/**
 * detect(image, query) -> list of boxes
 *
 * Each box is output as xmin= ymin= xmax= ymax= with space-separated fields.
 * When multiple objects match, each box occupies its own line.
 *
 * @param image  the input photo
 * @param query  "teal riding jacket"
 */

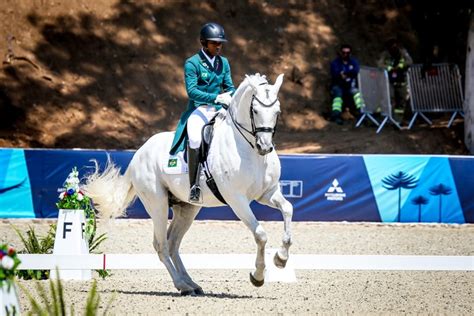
xmin=169 ymin=50 xmax=235 ymax=155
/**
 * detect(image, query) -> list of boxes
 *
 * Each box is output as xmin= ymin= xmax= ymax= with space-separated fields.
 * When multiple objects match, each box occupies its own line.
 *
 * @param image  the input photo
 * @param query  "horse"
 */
xmin=84 ymin=73 xmax=293 ymax=295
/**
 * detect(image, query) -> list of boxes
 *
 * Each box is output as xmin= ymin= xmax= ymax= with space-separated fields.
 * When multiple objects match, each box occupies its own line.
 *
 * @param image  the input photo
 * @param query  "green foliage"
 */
xmin=0 ymin=244 xmax=21 ymax=289
xmin=19 ymin=269 xmax=115 ymax=316
xmin=13 ymin=225 xmax=56 ymax=280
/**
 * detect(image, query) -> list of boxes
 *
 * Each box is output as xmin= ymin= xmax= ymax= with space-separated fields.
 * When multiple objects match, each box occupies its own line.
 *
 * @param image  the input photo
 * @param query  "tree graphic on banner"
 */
xmin=411 ymin=195 xmax=429 ymax=222
xmin=429 ymin=183 xmax=452 ymax=222
xmin=382 ymin=171 xmax=418 ymax=222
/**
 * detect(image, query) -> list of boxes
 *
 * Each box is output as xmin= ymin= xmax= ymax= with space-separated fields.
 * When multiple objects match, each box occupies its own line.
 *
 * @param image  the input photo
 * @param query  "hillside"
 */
xmin=0 ymin=0 xmax=471 ymax=154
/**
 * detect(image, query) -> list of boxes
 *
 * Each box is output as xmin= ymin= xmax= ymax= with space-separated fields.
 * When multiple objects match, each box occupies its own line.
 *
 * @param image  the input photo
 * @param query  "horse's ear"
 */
xmin=273 ymin=73 xmax=284 ymax=93
xmin=245 ymin=74 xmax=258 ymax=91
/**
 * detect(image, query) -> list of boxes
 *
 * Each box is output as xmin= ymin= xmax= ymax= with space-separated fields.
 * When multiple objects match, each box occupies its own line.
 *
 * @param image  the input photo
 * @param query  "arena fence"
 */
xmin=407 ymin=63 xmax=465 ymax=129
xmin=357 ymin=66 xmax=401 ymax=133
xmin=17 ymin=254 xmax=474 ymax=271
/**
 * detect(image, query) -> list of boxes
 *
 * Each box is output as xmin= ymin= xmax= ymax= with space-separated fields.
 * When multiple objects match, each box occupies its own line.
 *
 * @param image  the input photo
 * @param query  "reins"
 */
xmin=228 ymin=91 xmax=279 ymax=150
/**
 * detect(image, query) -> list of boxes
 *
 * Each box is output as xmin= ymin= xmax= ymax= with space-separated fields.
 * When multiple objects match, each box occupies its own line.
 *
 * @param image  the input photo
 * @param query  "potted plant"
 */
xmin=1 ymin=244 xmax=21 ymax=314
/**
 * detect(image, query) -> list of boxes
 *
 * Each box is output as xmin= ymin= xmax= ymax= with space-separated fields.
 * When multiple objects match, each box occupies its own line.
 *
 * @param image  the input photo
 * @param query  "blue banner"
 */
xmin=0 ymin=148 xmax=472 ymax=223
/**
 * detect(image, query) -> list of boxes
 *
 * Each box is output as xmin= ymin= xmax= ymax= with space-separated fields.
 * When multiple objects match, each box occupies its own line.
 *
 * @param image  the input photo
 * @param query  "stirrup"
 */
xmin=189 ymin=185 xmax=202 ymax=204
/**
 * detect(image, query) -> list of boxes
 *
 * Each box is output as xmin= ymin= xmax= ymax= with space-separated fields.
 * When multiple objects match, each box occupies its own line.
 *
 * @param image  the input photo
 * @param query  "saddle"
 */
xmin=196 ymin=112 xmax=227 ymax=205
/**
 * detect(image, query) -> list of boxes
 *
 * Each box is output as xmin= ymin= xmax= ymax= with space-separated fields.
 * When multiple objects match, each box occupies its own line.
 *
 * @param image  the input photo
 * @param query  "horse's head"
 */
xmin=234 ymin=73 xmax=284 ymax=155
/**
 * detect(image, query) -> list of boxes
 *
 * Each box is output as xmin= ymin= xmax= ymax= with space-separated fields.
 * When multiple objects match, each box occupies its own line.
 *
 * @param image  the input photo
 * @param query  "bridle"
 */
xmin=229 ymin=84 xmax=279 ymax=149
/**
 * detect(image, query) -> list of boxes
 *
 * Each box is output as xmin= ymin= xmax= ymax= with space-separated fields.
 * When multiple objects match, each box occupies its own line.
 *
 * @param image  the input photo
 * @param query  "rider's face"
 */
xmin=205 ymin=41 xmax=223 ymax=57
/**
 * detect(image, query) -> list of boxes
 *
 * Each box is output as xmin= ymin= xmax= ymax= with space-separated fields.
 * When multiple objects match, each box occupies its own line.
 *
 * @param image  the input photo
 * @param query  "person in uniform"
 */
xmin=329 ymin=44 xmax=365 ymax=124
xmin=169 ymin=22 xmax=235 ymax=203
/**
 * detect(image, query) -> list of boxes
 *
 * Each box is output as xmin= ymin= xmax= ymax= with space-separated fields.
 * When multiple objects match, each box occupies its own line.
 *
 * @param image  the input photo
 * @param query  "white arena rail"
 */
xmin=18 ymin=254 xmax=474 ymax=271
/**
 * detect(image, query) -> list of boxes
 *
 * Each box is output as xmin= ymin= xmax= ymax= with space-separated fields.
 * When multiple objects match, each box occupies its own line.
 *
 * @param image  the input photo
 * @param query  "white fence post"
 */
xmin=50 ymin=209 xmax=91 ymax=280
xmin=0 ymin=282 xmax=20 ymax=316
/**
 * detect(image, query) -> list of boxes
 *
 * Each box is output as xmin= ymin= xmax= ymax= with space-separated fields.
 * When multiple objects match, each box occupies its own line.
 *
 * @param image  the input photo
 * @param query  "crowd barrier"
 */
xmin=0 ymin=148 xmax=473 ymax=223
xmin=357 ymin=66 xmax=401 ymax=133
xmin=407 ymin=63 xmax=465 ymax=129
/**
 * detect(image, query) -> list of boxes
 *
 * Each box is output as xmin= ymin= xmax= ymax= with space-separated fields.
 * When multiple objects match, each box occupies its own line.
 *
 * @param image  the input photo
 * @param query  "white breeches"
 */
xmin=187 ymin=105 xmax=217 ymax=149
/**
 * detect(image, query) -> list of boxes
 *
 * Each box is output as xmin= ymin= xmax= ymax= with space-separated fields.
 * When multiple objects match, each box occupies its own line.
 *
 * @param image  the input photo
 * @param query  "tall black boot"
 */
xmin=187 ymin=146 xmax=202 ymax=203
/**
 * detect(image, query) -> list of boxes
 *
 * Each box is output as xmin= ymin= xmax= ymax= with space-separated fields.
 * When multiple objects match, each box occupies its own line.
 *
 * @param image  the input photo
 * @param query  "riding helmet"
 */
xmin=200 ymin=22 xmax=227 ymax=42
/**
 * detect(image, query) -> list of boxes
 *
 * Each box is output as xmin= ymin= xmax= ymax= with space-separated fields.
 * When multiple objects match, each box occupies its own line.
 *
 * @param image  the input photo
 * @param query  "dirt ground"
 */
xmin=0 ymin=1 xmax=471 ymax=154
xmin=1 ymin=219 xmax=473 ymax=314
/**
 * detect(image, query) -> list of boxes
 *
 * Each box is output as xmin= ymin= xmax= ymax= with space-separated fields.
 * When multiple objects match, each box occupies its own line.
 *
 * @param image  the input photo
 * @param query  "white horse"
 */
xmin=84 ymin=73 xmax=293 ymax=295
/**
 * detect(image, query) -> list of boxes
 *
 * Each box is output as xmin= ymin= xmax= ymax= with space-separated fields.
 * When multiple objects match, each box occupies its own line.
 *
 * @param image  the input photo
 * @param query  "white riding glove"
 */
xmin=214 ymin=91 xmax=232 ymax=106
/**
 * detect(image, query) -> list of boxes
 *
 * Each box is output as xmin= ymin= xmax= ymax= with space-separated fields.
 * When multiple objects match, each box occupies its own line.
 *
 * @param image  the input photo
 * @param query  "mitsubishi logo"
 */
xmin=327 ymin=179 xmax=343 ymax=193
xmin=325 ymin=179 xmax=346 ymax=201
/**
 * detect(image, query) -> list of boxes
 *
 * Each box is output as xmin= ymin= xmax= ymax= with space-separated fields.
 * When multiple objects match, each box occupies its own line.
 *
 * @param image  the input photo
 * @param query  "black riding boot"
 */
xmin=187 ymin=146 xmax=202 ymax=203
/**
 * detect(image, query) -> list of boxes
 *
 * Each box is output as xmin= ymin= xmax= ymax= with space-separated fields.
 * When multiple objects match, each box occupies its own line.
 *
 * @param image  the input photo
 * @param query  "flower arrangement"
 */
xmin=56 ymin=167 xmax=92 ymax=212
xmin=0 ymin=244 xmax=21 ymax=288
xmin=56 ymin=167 xmax=96 ymax=240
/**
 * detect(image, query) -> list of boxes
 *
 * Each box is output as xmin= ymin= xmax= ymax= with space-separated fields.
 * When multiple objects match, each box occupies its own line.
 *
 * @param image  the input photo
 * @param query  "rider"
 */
xmin=169 ymin=22 xmax=235 ymax=203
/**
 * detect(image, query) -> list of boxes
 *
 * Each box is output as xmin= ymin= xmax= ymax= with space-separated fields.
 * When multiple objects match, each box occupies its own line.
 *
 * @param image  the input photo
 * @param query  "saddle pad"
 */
xmin=164 ymin=152 xmax=188 ymax=174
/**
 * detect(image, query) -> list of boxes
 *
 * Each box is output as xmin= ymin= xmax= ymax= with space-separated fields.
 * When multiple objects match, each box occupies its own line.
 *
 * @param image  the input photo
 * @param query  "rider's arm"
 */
xmin=184 ymin=61 xmax=218 ymax=106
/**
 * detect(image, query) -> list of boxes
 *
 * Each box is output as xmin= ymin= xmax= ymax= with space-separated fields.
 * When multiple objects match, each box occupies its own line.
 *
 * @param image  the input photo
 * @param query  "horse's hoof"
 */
xmin=180 ymin=289 xmax=194 ymax=296
xmin=193 ymin=287 xmax=205 ymax=296
xmin=274 ymin=252 xmax=288 ymax=268
xmin=249 ymin=272 xmax=264 ymax=287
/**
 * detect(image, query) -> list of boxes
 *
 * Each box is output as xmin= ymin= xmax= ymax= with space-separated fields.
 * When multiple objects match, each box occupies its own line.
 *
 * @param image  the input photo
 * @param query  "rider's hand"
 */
xmin=214 ymin=91 xmax=232 ymax=106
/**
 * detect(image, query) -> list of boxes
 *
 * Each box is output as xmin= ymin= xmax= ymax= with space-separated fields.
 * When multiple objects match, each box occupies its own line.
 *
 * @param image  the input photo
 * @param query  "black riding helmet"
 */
xmin=200 ymin=22 xmax=227 ymax=44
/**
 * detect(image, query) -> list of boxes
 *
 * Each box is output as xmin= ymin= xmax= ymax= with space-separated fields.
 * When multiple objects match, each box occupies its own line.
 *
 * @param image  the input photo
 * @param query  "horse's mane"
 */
xmin=230 ymin=73 xmax=268 ymax=108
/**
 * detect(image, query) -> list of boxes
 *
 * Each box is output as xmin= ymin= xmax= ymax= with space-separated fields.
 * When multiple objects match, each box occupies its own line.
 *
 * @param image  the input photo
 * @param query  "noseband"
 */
xmin=229 ymin=89 xmax=279 ymax=149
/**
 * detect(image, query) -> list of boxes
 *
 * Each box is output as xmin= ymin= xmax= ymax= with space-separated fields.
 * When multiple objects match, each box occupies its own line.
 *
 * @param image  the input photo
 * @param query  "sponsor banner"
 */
xmin=364 ymin=156 xmax=465 ymax=223
xmin=0 ymin=149 xmax=34 ymax=217
xmin=0 ymin=149 xmax=472 ymax=223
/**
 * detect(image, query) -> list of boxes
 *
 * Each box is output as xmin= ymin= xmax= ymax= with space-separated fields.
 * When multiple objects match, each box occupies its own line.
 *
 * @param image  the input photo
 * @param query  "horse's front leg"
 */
xmin=258 ymin=187 xmax=293 ymax=268
xmin=227 ymin=195 xmax=267 ymax=287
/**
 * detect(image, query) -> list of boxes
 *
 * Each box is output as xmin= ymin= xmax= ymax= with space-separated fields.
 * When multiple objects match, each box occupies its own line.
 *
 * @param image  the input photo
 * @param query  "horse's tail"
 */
xmin=83 ymin=159 xmax=136 ymax=220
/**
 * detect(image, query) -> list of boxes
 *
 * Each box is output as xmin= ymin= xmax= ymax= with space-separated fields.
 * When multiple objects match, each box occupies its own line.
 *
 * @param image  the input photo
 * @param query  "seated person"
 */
xmin=329 ymin=44 xmax=365 ymax=125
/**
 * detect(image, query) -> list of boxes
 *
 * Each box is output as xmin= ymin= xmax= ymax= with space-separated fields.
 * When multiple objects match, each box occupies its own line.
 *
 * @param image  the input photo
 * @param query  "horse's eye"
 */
xmin=253 ymin=109 xmax=258 ymax=114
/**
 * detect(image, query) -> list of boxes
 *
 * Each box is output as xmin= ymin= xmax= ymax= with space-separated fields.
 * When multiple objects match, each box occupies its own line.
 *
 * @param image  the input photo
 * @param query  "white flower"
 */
xmin=77 ymin=193 xmax=84 ymax=201
xmin=59 ymin=192 xmax=65 ymax=199
xmin=1 ymin=256 xmax=14 ymax=269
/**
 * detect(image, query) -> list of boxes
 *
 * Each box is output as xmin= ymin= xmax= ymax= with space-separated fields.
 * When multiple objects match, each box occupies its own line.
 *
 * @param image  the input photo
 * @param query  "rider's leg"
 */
xmin=186 ymin=106 xmax=216 ymax=203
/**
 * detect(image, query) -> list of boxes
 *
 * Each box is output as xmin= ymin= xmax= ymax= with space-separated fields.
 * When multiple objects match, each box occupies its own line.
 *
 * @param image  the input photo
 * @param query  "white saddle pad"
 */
xmin=164 ymin=152 xmax=188 ymax=174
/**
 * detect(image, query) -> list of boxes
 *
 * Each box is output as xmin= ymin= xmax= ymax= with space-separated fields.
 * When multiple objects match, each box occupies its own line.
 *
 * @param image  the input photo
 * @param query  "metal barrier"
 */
xmin=357 ymin=66 xmax=401 ymax=133
xmin=407 ymin=63 xmax=465 ymax=129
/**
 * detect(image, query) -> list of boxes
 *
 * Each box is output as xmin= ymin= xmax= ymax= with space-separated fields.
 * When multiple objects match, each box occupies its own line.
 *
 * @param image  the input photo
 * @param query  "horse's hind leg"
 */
xmin=138 ymin=191 xmax=195 ymax=294
xmin=167 ymin=203 xmax=202 ymax=294
xmin=258 ymin=187 xmax=293 ymax=268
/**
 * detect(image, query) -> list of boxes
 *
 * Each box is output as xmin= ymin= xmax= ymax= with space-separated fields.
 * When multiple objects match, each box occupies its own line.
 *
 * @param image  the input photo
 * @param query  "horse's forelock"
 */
xmin=249 ymin=73 xmax=268 ymax=86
